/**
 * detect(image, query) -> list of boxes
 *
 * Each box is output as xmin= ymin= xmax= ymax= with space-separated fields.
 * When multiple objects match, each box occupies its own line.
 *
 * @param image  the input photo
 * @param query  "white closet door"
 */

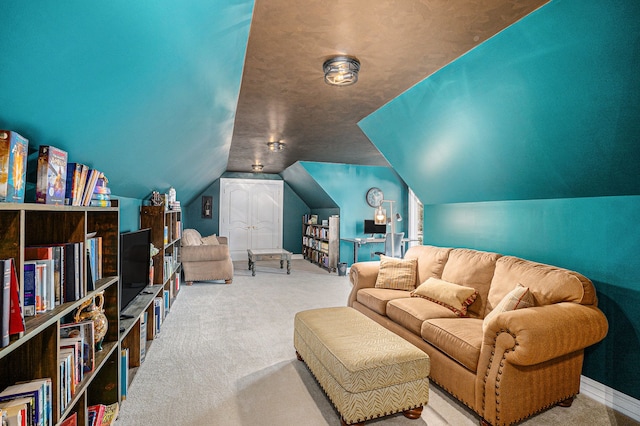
xmin=220 ymin=178 xmax=283 ymax=260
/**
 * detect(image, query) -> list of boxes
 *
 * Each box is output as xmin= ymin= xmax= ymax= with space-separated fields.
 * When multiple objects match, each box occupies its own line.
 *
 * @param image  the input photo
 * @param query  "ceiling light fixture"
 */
xmin=251 ymin=163 xmax=264 ymax=172
xmin=323 ymin=56 xmax=360 ymax=86
xmin=267 ymin=141 xmax=286 ymax=152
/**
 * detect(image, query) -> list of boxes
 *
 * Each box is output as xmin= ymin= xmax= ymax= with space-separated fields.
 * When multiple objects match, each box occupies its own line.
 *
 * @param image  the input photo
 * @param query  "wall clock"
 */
xmin=366 ymin=187 xmax=384 ymax=207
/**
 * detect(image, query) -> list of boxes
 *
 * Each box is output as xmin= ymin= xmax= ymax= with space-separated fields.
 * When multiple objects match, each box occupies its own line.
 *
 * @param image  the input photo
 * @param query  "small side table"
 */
xmin=247 ymin=248 xmax=292 ymax=276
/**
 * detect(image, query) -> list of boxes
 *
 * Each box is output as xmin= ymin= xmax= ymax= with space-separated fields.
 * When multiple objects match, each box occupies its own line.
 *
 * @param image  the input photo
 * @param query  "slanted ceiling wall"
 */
xmin=360 ymin=0 xmax=640 ymax=399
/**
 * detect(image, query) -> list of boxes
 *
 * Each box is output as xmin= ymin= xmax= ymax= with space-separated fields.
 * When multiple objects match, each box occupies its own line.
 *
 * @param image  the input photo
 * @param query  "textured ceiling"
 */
xmin=227 ymin=0 xmax=550 ymax=173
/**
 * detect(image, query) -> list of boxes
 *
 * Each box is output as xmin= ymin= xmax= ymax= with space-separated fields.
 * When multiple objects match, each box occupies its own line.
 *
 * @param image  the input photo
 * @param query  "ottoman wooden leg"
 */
xmin=296 ymin=351 xmax=304 ymax=362
xmin=403 ymin=406 xmax=423 ymax=419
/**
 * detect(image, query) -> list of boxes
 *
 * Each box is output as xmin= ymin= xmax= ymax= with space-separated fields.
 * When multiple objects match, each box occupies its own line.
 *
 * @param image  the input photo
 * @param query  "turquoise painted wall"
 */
xmin=183 ymin=173 xmax=309 ymax=253
xmin=300 ymin=162 xmax=408 ymax=265
xmin=359 ymin=0 xmax=640 ymax=398
xmin=117 ymin=196 xmax=144 ymax=233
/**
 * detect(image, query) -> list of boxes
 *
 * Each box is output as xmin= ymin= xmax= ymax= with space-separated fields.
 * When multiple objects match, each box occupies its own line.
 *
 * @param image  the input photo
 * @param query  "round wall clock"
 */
xmin=366 ymin=187 xmax=384 ymax=207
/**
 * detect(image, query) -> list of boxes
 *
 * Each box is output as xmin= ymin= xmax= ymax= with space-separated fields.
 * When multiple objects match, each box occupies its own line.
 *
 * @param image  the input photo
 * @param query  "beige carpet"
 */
xmin=115 ymin=259 xmax=637 ymax=426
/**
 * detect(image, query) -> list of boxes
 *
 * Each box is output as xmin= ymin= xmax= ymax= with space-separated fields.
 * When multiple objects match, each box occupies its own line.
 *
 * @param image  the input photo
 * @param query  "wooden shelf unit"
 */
xmin=0 ymin=202 xmax=120 ymax=426
xmin=302 ymin=215 xmax=339 ymax=272
xmin=139 ymin=205 xmax=182 ymax=303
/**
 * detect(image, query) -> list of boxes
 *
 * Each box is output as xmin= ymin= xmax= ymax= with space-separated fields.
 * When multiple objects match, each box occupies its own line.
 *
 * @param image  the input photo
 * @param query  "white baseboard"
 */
xmin=580 ymin=375 xmax=640 ymax=422
xmin=292 ymin=253 xmax=304 ymax=259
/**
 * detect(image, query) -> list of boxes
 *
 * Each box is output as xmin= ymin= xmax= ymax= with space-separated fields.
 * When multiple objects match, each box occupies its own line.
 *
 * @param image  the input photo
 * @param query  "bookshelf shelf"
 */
xmin=302 ymin=215 xmax=339 ymax=272
xmin=0 ymin=201 xmax=120 ymax=425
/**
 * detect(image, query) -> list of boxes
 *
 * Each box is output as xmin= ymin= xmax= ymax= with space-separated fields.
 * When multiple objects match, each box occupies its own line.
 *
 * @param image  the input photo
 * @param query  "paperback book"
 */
xmin=36 ymin=145 xmax=68 ymax=205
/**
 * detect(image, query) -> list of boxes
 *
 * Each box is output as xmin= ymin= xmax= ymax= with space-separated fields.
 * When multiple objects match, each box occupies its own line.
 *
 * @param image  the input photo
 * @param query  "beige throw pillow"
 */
xmin=374 ymin=255 xmax=418 ymax=291
xmin=483 ymin=284 xmax=535 ymax=331
xmin=201 ymin=234 xmax=219 ymax=245
xmin=411 ymin=277 xmax=478 ymax=317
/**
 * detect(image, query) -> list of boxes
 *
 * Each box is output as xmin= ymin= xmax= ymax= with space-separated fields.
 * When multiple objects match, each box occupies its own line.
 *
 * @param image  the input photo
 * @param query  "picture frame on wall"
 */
xmin=201 ymin=195 xmax=213 ymax=219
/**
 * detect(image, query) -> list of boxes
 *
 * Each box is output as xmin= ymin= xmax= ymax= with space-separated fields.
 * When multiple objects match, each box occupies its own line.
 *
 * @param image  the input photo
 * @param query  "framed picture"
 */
xmin=201 ymin=196 xmax=213 ymax=219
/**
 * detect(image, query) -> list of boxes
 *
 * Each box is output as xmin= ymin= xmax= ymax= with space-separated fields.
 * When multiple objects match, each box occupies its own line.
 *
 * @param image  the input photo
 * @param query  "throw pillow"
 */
xmin=483 ymin=284 xmax=535 ymax=331
xmin=182 ymin=229 xmax=203 ymax=246
xmin=374 ymin=255 xmax=418 ymax=291
xmin=411 ymin=277 xmax=478 ymax=317
xmin=201 ymin=235 xmax=219 ymax=245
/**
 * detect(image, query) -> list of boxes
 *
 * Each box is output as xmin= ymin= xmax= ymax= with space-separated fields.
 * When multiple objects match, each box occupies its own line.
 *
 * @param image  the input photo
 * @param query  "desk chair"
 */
xmin=374 ymin=232 xmax=405 ymax=258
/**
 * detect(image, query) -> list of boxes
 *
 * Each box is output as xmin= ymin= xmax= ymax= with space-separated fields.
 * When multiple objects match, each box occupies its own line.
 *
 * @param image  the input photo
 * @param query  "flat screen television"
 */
xmin=364 ymin=219 xmax=387 ymax=236
xmin=119 ymin=228 xmax=151 ymax=312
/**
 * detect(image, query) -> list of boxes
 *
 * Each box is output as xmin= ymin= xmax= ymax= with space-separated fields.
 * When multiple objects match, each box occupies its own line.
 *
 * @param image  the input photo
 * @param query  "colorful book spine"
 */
xmin=0 ymin=130 xmax=29 ymax=203
xmin=35 ymin=145 xmax=68 ymax=205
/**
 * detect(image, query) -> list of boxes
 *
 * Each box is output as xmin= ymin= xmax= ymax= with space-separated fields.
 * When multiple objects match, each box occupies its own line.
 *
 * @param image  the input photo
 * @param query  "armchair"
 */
xmin=181 ymin=229 xmax=233 ymax=284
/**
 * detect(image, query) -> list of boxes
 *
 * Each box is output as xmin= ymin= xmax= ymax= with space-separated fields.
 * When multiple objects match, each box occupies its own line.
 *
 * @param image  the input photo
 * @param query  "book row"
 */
xmin=0 ymin=375 xmax=118 ymax=426
xmin=304 ymin=225 xmax=330 ymax=240
xmin=0 ymin=130 xmax=112 ymax=206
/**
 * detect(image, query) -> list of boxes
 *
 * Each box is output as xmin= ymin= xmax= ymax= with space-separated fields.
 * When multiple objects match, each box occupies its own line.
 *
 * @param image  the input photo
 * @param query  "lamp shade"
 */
xmin=374 ymin=206 xmax=387 ymax=225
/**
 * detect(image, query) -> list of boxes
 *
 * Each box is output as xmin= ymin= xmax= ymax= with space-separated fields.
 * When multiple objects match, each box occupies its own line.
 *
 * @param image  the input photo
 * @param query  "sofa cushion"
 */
xmin=201 ymin=234 xmax=219 ymax=245
xmin=404 ymin=245 xmax=452 ymax=286
xmin=421 ymin=318 xmax=484 ymax=372
xmin=387 ymin=297 xmax=459 ymax=336
xmin=483 ymin=284 xmax=534 ymax=331
xmin=356 ymin=288 xmax=412 ymax=316
xmin=374 ymin=255 xmax=418 ymax=291
xmin=182 ymin=229 xmax=203 ymax=246
xmin=487 ymin=256 xmax=597 ymax=316
xmin=440 ymin=248 xmax=501 ymax=319
xmin=411 ymin=278 xmax=478 ymax=317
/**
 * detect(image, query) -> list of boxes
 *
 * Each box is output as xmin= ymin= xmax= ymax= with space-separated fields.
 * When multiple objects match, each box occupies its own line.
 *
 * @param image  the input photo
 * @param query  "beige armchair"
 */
xmin=181 ymin=229 xmax=233 ymax=284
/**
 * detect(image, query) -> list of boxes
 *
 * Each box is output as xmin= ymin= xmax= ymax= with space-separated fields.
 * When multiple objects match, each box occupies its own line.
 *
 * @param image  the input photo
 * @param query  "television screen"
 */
xmin=364 ymin=219 xmax=387 ymax=235
xmin=119 ymin=228 xmax=151 ymax=311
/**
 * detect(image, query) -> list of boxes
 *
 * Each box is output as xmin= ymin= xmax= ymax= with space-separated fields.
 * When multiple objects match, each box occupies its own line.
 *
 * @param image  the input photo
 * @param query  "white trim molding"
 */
xmin=580 ymin=375 xmax=640 ymax=422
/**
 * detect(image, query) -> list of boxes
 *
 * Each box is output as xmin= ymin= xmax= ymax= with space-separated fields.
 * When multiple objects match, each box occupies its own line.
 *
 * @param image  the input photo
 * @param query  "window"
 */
xmin=408 ymin=188 xmax=423 ymax=247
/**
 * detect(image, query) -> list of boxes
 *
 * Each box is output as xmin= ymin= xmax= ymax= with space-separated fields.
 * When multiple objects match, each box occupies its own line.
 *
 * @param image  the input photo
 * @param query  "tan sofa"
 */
xmin=348 ymin=245 xmax=608 ymax=426
xmin=181 ymin=229 xmax=233 ymax=284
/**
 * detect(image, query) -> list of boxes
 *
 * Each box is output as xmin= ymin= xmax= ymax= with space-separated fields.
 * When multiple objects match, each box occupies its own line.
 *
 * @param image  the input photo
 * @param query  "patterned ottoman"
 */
xmin=294 ymin=307 xmax=430 ymax=425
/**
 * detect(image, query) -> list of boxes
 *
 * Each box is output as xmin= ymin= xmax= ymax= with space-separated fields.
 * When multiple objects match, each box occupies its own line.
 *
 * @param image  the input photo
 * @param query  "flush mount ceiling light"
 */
xmin=323 ymin=56 xmax=360 ymax=86
xmin=251 ymin=163 xmax=264 ymax=172
xmin=267 ymin=141 xmax=286 ymax=152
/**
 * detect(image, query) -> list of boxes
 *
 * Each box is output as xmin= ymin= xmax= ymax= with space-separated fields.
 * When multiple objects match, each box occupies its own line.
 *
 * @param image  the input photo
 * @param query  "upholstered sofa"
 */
xmin=348 ymin=245 xmax=608 ymax=426
xmin=181 ymin=229 xmax=233 ymax=284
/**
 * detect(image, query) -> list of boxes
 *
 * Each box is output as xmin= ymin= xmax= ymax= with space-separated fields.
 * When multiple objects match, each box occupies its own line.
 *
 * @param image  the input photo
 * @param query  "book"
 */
xmin=0 ymin=397 xmax=31 ymax=426
xmin=65 ymin=163 xmax=85 ymax=206
xmin=74 ymin=164 xmax=89 ymax=206
xmin=100 ymin=402 xmax=118 ymax=426
xmin=60 ymin=337 xmax=83 ymax=384
xmin=6 ymin=259 xmax=25 ymax=336
xmin=120 ymin=348 xmax=129 ymax=400
xmin=0 ymin=377 xmax=52 ymax=426
xmin=139 ymin=312 xmax=147 ymax=364
xmin=25 ymin=246 xmax=62 ymax=307
xmin=0 ymin=130 xmax=29 ymax=203
xmin=153 ymin=297 xmax=163 ymax=338
xmin=87 ymin=404 xmax=105 ymax=426
xmin=1 ymin=260 xmax=10 ymax=347
xmin=60 ymin=321 xmax=95 ymax=375
xmin=22 ymin=262 xmax=37 ymax=317
xmin=88 ymin=199 xmax=111 ymax=207
xmin=81 ymin=169 xmax=102 ymax=206
xmin=35 ymin=145 xmax=67 ymax=205
xmin=60 ymin=412 xmax=77 ymax=426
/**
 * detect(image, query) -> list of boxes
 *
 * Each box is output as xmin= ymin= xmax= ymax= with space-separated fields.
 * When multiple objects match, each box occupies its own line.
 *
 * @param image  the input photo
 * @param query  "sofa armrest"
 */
xmin=181 ymin=244 xmax=230 ymax=262
xmin=347 ymin=261 xmax=380 ymax=306
xmin=483 ymin=303 xmax=608 ymax=366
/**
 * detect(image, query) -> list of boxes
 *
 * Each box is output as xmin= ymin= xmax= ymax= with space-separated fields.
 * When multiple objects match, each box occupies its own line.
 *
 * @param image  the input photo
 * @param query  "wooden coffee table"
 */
xmin=247 ymin=248 xmax=292 ymax=276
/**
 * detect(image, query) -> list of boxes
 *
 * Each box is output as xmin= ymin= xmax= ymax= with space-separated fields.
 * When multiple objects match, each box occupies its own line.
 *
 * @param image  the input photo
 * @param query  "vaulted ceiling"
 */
xmin=0 ymin=0 xmax=549 ymax=204
xmin=228 ymin=0 xmax=550 ymax=173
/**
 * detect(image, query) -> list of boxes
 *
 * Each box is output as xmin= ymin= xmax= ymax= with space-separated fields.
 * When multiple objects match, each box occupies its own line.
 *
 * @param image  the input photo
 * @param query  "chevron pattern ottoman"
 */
xmin=294 ymin=307 xmax=430 ymax=425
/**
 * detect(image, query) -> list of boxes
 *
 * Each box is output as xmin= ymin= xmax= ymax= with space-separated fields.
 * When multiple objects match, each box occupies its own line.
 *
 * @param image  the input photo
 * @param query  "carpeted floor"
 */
xmin=115 ymin=259 xmax=637 ymax=426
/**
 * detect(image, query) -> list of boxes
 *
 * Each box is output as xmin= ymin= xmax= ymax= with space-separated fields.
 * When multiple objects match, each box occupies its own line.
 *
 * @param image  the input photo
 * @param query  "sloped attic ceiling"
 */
xmin=1 ymin=0 xmax=548 ymax=205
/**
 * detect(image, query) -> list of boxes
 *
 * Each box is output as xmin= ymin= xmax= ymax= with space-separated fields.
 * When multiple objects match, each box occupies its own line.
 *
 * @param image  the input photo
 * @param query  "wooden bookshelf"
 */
xmin=302 ymin=215 xmax=339 ymax=272
xmin=0 ymin=202 xmax=120 ymax=425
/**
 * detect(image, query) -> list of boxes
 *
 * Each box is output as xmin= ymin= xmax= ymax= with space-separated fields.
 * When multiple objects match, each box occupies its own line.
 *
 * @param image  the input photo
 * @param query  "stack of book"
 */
xmin=0 ymin=378 xmax=52 ymax=426
xmin=65 ymin=164 xmax=111 ymax=207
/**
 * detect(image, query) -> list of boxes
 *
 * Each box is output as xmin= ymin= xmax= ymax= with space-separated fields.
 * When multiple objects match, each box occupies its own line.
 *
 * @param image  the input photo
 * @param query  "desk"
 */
xmin=341 ymin=238 xmax=414 ymax=264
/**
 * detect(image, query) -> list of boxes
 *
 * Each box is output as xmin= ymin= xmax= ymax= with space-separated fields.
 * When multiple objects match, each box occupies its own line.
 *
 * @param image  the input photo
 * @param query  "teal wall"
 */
xmin=117 ymin=196 xmax=145 ymax=233
xmin=300 ymin=162 xmax=408 ymax=265
xmin=359 ymin=0 xmax=640 ymax=398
